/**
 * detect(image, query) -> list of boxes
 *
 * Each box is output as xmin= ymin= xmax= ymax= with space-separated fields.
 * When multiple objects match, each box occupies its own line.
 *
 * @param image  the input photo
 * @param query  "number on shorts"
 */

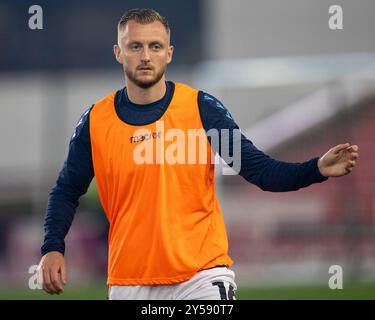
xmin=212 ymin=281 xmax=235 ymax=300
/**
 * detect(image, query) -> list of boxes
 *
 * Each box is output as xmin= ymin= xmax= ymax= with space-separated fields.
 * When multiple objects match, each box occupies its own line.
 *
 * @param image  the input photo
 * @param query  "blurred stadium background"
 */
xmin=1 ymin=0 xmax=375 ymax=299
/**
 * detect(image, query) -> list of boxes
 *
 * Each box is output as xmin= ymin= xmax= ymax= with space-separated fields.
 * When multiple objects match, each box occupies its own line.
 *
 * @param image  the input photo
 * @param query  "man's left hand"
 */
xmin=318 ymin=143 xmax=359 ymax=177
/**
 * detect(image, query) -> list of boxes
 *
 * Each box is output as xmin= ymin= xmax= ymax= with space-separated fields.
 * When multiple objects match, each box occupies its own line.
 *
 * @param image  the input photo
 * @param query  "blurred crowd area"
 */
xmin=1 ymin=0 xmax=375 ymax=295
xmin=0 ymin=0 xmax=203 ymax=70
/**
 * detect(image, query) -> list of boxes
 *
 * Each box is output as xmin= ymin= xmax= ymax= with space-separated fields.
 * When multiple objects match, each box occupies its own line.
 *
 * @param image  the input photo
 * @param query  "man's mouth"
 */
xmin=138 ymin=66 xmax=153 ymax=71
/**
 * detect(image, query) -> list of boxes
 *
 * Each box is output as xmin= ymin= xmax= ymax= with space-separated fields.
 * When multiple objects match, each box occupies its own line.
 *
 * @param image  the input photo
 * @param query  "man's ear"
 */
xmin=113 ymin=44 xmax=122 ymax=64
xmin=167 ymin=45 xmax=174 ymax=64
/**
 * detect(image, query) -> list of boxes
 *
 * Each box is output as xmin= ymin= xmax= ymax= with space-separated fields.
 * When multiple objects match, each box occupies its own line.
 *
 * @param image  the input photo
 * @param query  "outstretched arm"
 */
xmin=198 ymin=92 xmax=358 ymax=191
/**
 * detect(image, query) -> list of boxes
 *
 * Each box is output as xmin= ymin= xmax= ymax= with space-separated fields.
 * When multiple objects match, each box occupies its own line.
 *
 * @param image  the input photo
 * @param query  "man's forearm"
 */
xmin=239 ymin=142 xmax=328 ymax=192
xmin=41 ymin=187 xmax=79 ymax=255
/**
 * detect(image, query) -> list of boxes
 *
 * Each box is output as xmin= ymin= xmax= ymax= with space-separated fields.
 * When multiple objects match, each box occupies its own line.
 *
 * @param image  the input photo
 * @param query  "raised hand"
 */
xmin=318 ymin=143 xmax=359 ymax=177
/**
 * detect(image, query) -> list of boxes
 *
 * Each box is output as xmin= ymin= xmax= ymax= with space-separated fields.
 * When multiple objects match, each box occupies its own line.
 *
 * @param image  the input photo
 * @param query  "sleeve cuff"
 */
xmin=41 ymin=241 xmax=65 ymax=256
xmin=312 ymin=157 xmax=329 ymax=183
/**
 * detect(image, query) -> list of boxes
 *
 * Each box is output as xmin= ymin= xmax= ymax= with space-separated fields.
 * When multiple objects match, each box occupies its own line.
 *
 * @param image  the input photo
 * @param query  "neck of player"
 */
xmin=126 ymin=78 xmax=166 ymax=105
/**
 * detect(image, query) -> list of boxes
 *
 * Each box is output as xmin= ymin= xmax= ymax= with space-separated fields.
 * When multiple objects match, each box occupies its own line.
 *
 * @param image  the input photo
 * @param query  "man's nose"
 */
xmin=141 ymin=47 xmax=151 ymax=62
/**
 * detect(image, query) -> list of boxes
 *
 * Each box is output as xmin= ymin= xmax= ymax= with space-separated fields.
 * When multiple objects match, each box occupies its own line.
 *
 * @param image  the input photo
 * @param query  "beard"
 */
xmin=125 ymin=65 xmax=166 ymax=89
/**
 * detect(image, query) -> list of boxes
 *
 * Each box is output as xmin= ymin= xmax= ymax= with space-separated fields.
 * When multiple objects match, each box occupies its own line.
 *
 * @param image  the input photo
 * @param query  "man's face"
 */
xmin=114 ymin=20 xmax=173 ymax=89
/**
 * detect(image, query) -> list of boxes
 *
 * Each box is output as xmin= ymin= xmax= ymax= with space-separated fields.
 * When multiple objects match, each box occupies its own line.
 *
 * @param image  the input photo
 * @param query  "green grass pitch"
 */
xmin=1 ymin=282 xmax=374 ymax=300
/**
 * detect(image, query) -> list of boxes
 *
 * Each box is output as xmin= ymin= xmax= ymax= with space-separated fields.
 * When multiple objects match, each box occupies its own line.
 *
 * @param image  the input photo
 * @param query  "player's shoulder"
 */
xmin=197 ymin=91 xmax=234 ymax=121
xmin=71 ymin=105 xmax=93 ymax=141
xmin=173 ymin=81 xmax=201 ymax=99
xmin=199 ymin=90 xmax=220 ymax=104
xmin=173 ymin=82 xmax=228 ymax=107
xmin=71 ymin=88 xmax=115 ymax=140
xmin=92 ymin=90 xmax=118 ymax=109
xmin=198 ymin=90 xmax=227 ymax=111
xmin=88 ymin=89 xmax=122 ymax=119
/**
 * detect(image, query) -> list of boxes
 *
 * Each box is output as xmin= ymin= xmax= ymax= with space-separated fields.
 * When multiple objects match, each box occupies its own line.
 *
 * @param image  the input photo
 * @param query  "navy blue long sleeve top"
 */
xmin=41 ymin=81 xmax=328 ymax=256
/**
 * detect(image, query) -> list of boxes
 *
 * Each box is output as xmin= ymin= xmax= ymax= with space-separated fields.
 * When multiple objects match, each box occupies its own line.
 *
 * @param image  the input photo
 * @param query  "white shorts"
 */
xmin=108 ymin=266 xmax=237 ymax=300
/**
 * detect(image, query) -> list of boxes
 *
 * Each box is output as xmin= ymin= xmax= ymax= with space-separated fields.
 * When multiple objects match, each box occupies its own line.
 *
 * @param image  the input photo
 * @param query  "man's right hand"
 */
xmin=37 ymin=251 xmax=67 ymax=295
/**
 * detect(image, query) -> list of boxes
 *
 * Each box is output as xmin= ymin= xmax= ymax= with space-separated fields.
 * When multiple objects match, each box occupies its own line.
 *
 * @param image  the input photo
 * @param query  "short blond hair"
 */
xmin=118 ymin=8 xmax=170 ymax=34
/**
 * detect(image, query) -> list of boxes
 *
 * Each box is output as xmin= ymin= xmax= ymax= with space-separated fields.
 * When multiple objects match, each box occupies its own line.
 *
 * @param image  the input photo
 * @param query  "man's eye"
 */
xmin=131 ymin=44 xmax=141 ymax=50
xmin=152 ymin=44 xmax=161 ymax=50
